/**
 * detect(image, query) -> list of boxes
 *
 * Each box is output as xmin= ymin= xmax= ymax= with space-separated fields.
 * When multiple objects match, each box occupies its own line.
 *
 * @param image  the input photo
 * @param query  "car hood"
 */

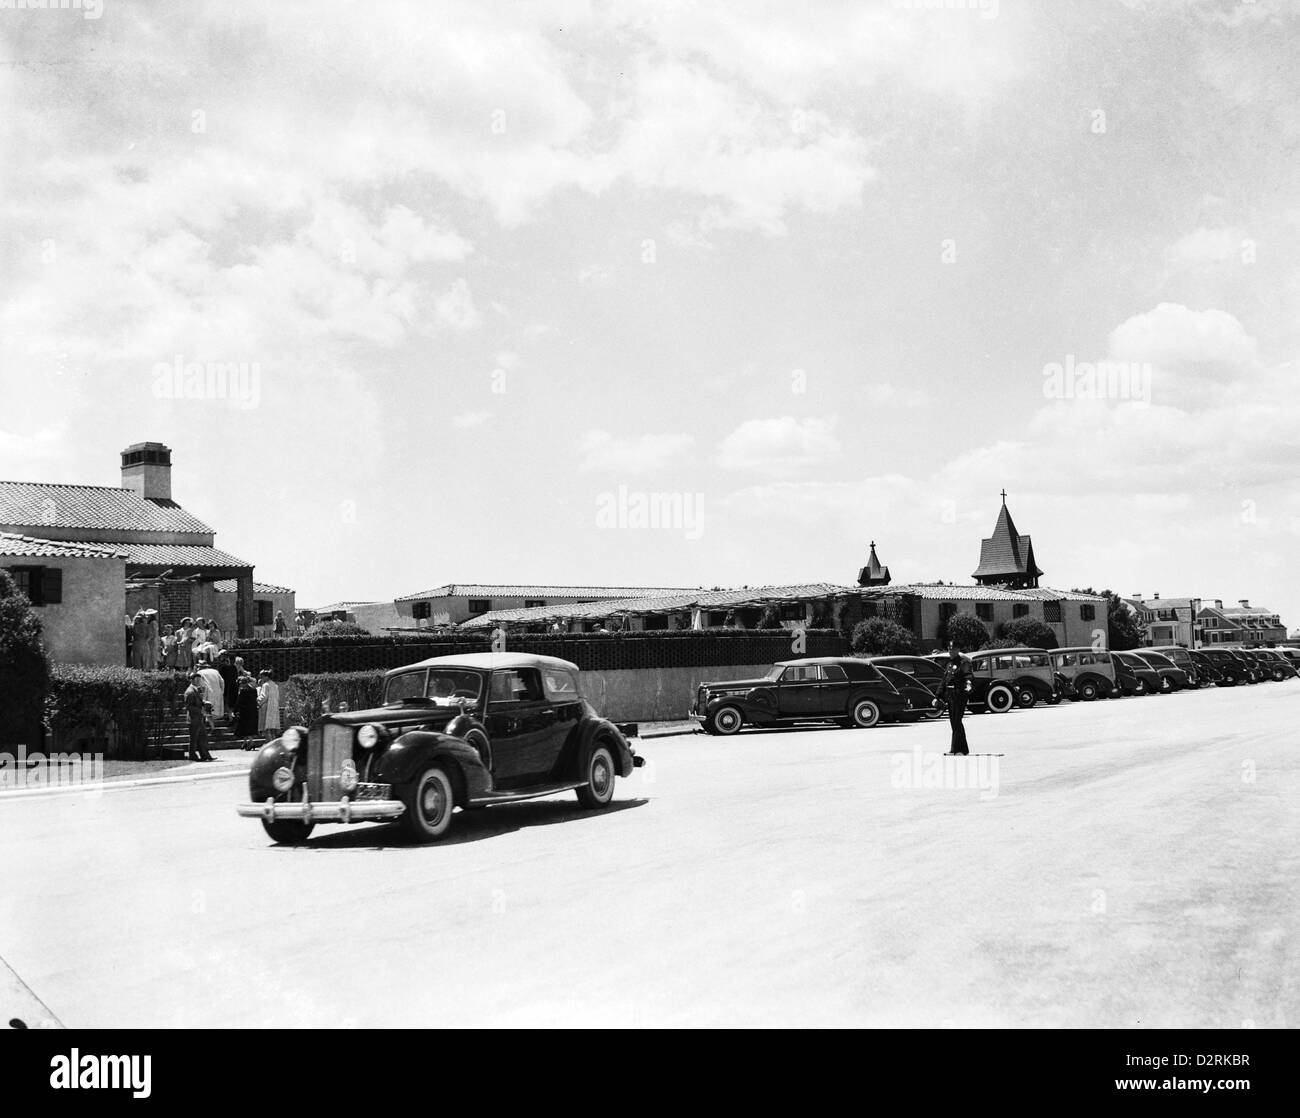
xmin=316 ymin=702 xmax=474 ymax=730
xmin=699 ymin=677 xmax=772 ymax=691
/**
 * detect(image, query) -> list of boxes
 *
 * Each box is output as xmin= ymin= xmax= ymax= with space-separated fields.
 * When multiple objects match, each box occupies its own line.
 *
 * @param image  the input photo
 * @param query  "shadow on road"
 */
xmin=270 ymin=796 xmax=650 ymax=852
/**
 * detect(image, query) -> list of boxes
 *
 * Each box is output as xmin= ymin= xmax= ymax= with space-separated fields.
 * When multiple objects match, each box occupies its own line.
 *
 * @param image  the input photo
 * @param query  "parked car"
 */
xmin=1112 ymin=650 xmax=1163 ymax=696
xmin=1132 ymin=650 xmax=1191 ymax=692
xmin=1224 ymin=648 xmax=1264 ymax=683
xmin=1185 ymin=649 xmax=1224 ymax=685
xmin=1147 ymin=645 xmax=1205 ymax=686
xmin=965 ymin=647 xmax=1061 ymax=711
xmin=693 ymin=657 xmax=909 ymax=734
xmin=1049 ymin=647 xmax=1119 ymax=701
xmin=1199 ymin=648 xmax=1248 ymax=686
xmin=867 ymin=655 xmax=948 ymax=695
xmin=236 ymin=653 xmax=643 ymax=844
xmin=1251 ymin=649 xmax=1297 ymax=681
xmin=874 ymin=665 xmax=942 ymax=720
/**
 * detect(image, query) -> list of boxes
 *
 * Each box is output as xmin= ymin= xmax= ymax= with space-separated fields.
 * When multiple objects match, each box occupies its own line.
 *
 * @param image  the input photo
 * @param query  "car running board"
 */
xmin=467 ymin=781 xmax=584 ymax=806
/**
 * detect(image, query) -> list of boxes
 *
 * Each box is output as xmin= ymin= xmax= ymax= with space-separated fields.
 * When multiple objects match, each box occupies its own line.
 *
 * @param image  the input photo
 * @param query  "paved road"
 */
xmin=3 ymin=683 xmax=1296 ymax=1027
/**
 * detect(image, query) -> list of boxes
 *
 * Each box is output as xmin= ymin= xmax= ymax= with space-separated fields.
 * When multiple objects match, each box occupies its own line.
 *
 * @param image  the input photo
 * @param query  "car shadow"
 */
xmin=276 ymin=796 xmax=649 ymax=851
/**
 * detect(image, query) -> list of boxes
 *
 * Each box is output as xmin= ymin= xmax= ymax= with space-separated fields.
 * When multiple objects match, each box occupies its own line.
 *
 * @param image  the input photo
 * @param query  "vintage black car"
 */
xmin=1111 ymin=650 xmax=1163 ymax=696
xmin=236 ymin=653 xmax=643 ymax=844
xmin=692 ymin=657 xmax=909 ymax=734
xmin=874 ymin=665 xmax=942 ymax=721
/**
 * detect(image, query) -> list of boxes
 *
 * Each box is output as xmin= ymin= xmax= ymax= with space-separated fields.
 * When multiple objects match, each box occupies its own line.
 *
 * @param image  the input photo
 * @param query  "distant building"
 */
xmin=972 ymin=491 xmax=1042 ymax=589
xmin=394 ymin=583 xmax=694 ymax=628
xmin=304 ymin=601 xmax=403 ymax=633
xmin=1197 ymin=600 xmax=1286 ymax=646
xmin=0 ymin=442 xmax=290 ymax=659
xmin=857 ymin=541 xmax=891 ymax=587
xmin=1124 ymin=594 xmax=1201 ymax=648
xmin=0 ymin=532 xmax=126 ymax=664
xmin=863 ymin=583 xmax=1107 ymax=651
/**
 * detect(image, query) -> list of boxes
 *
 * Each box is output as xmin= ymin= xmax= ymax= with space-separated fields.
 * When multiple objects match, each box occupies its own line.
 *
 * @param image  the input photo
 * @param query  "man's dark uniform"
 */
xmin=941 ymin=656 xmax=973 ymax=756
xmin=184 ymin=681 xmax=213 ymax=762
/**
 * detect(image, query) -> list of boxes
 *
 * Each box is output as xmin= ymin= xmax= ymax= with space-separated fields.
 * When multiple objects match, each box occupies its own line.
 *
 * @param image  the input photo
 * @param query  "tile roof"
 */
xmin=971 ymin=502 xmax=1042 ymax=580
xmin=1016 ymin=586 xmax=1108 ymax=602
xmin=120 ymin=543 xmax=252 ymax=569
xmin=458 ymin=583 xmax=857 ymax=627
xmin=397 ymin=583 xmax=697 ymax=603
xmin=214 ymin=580 xmax=295 ymax=595
xmin=869 ymin=583 xmax=1105 ymax=602
xmin=0 ymin=531 xmax=126 ymax=560
xmin=0 ymin=480 xmax=214 ymax=534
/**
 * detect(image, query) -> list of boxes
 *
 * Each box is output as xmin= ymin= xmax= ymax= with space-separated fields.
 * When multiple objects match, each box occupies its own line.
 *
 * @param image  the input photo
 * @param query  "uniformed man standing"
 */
xmin=937 ymin=644 xmax=973 ymax=756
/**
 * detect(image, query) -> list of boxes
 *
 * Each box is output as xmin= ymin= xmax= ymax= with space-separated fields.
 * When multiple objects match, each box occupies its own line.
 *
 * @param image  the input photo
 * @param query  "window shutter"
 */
xmin=41 ymin=566 xmax=63 ymax=605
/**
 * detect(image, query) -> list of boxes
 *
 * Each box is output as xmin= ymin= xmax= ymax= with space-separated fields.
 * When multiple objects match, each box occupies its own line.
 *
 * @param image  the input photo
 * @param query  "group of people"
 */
xmin=127 ymin=610 xmax=294 ymax=670
xmin=182 ymin=650 xmax=282 ymax=761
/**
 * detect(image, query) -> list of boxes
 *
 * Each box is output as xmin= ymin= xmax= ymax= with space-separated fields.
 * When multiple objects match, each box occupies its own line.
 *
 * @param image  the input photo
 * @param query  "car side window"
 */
xmin=490 ymin=669 xmax=544 ymax=704
xmin=822 ymin=665 xmax=847 ymax=681
xmin=542 ymin=668 xmax=580 ymax=702
xmin=782 ymin=665 xmax=821 ymax=682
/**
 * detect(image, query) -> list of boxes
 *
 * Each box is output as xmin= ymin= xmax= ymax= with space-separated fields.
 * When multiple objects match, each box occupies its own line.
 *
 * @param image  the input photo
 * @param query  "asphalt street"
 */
xmin=2 ymin=682 xmax=1296 ymax=1027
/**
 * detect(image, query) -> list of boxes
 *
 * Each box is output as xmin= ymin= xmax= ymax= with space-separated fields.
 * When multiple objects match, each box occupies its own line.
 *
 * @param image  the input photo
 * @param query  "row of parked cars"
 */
xmin=690 ymin=645 xmax=1300 ymax=735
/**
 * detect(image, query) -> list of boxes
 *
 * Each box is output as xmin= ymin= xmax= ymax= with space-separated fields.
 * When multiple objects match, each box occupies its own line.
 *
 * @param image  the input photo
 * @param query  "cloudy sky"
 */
xmin=2 ymin=0 xmax=1298 ymax=623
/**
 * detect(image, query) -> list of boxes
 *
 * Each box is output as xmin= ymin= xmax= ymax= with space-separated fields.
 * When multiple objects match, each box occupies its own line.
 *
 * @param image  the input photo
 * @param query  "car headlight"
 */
xmin=339 ymin=759 xmax=359 ymax=793
xmin=357 ymin=724 xmax=383 ymax=749
xmin=281 ymin=726 xmax=307 ymax=753
xmin=272 ymin=766 xmax=295 ymax=793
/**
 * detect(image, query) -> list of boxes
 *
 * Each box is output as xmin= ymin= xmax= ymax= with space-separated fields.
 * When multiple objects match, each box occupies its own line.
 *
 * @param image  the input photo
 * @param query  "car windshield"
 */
xmin=426 ymin=670 xmax=484 ymax=704
xmin=764 ymin=665 xmax=786 ymax=681
xmin=383 ymin=670 xmax=427 ymax=704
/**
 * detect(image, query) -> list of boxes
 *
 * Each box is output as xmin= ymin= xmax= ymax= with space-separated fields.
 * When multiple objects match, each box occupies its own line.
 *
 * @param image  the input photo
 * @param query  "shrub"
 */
xmin=850 ymin=618 xmax=919 ymax=656
xmin=994 ymin=617 xmax=1059 ymax=650
xmin=980 ymin=637 xmax=1020 ymax=650
xmin=0 ymin=569 xmax=52 ymax=748
xmin=940 ymin=612 xmax=988 ymax=652
xmin=45 ymin=664 xmax=186 ymax=759
xmin=282 ymin=671 xmax=387 ymax=726
xmin=302 ymin=620 xmax=371 ymax=640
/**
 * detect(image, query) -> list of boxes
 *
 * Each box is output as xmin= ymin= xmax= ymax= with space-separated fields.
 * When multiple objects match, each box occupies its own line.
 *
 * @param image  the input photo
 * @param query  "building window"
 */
xmin=1080 ymin=604 xmax=1096 ymax=621
xmin=468 ymin=599 xmax=492 ymax=615
xmin=1012 ymin=604 xmax=1029 ymax=618
xmin=255 ymin=600 xmax=273 ymax=626
xmin=412 ymin=602 xmax=432 ymax=620
xmin=975 ymin=603 xmax=993 ymax=622
xmin=3 ymin=565 xmax=61 ymax=606
xmin=779 ymin=603 xmax=805 ymax=621
xmin=524 ymin=599 xmax=545 ymax=608
xmin=1043 ymin=601 xmax=1062 ymax=623
xmin=642 ymin=614 xmax=668 ymax=630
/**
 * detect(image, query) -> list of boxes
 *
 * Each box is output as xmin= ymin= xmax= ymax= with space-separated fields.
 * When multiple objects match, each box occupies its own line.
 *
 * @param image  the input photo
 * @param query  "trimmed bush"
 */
xmin=302 ymin=620 xmax=372 ymax=640
xmin=850 ymin=618 xmax=919 ymax=656
xmin=994 ymin=617 xmax=1059 ymax=650
xmin=45 ymin=665 xmax=187 ymax=759
xmin=282 ymin=671 xmax=387 ymax=726
xmin=940 ymin=612 xmax=988 ymax=653
xmin=0 ymin=569 xmax=52 ymax=749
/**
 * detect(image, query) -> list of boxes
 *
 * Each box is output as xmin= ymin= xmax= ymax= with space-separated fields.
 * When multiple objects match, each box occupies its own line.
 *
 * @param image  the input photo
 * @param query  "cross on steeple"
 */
xmin=1000 ymin=488 xmax=1007 ymax=505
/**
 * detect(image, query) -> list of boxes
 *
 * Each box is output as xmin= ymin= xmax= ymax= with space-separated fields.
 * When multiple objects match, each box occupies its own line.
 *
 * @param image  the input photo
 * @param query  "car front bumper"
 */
xmin=236 ymin=797 xmax=406 ymax=824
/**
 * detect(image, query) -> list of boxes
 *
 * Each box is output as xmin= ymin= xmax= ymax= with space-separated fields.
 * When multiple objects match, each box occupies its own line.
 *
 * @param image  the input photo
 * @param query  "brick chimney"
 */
xmin=1153 ymin=591 xmax=1160 ymax=600
xmin=120 ymin=442 xmax=173 ymax=502
xmin=1239 ymin=599 xmax=1250 ymax=609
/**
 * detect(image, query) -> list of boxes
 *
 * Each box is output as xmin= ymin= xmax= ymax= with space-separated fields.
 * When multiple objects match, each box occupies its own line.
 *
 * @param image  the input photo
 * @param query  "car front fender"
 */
xmin=372 ymin=731 xmax=491 ymax=801
xmin=248 ymin=734 xmax=302 ymax=800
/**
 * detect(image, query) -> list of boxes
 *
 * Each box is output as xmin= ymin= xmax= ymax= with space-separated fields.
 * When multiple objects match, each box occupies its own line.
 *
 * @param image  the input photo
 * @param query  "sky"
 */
xmin=1 ymin=0 xmax=1298 ymax=627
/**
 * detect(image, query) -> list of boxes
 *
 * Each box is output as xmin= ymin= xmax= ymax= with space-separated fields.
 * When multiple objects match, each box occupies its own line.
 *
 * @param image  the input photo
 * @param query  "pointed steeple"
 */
xmin=857 ymin=540 xmax=892 ymax=587
xmin=972 ymin=491 xmax=1042 ymax=588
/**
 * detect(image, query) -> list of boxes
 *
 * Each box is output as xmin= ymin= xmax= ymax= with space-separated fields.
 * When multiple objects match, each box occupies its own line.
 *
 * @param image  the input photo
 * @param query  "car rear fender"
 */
xmin=558 ymin=717 xmax=635 ymax=781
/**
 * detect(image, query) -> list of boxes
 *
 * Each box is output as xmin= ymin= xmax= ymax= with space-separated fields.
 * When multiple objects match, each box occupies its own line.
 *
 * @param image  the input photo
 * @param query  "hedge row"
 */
xmin=230 ymin=629 xmax=849 ymax=679
xmin=45 ymin=665 xmax=189 ymax=760
xmin=282 ymin=671 xmax=387 ymax=727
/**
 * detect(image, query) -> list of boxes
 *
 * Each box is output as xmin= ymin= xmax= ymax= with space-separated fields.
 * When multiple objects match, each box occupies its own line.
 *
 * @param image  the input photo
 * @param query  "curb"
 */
xmin=0 ymin=763 xmax=249 ymax=801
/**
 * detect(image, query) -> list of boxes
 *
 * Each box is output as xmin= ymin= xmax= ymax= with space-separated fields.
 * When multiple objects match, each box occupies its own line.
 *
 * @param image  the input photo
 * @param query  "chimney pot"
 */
xmin=1153 ymin=591 xmax=1160 ymax=600
xmin=1239 ymin=599 xmax=1249 ymax=608
xmin=120 ymin=441 xmax=173 ymax=502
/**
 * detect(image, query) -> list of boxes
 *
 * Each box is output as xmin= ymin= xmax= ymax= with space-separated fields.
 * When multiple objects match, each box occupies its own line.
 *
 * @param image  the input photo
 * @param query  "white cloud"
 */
xmin=1166 ymin=226 xmax=1246 ymax=268
xmin=432 ymin=279 xmax=483 ymax=332
xmin=717 ymin=416 xmax=842 ymax=475
xmin=452 ymin=410 xmax=492 ymax=429
xmin=1109 ymin=303 xmax=1259 ymax=374
xmin=577 ymin=429 xmax=695 ymax=474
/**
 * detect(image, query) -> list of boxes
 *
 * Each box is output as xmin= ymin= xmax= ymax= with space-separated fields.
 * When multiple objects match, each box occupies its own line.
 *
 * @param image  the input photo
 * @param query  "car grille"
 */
xmin=308 ymin=723 xmax=354 ymax=801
